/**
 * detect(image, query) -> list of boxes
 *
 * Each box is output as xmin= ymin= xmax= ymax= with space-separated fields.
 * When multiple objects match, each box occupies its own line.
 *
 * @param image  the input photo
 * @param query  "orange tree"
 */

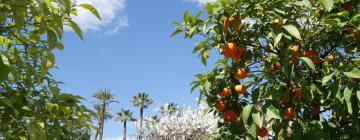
xmin=0 ymin=0 xmax=100 ymax=139
xmin=172 ymin=0 xmax=360 ymax=139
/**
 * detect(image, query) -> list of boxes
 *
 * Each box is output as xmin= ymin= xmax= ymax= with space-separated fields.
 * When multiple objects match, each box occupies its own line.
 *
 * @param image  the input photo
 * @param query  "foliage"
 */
xmin=117 ymin=109 xmax=136 ymax=123
xmin=0 ymin=0 xmax=99 ymax=139
xmin=173 ymin=0 xmax=360 ymax=139
xmin=144 ymin=104 xmax=219 ymax=140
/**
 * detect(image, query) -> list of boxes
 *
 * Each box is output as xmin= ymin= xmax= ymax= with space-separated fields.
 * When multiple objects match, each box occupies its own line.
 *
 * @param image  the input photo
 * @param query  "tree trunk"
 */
xmin=94 ymin=131 xmax=99 ymax=140
xmin=139 ymin=104 xmax=144 ymax=140
xmin=123 ymin=120 xmax=127 ymax=140
xmin=100 ymin=102 xmax=106 ymax=140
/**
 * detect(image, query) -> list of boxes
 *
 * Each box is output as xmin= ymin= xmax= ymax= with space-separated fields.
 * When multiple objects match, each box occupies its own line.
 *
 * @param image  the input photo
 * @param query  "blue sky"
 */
xmin=52 ymin=0 xmax=217 ymax=138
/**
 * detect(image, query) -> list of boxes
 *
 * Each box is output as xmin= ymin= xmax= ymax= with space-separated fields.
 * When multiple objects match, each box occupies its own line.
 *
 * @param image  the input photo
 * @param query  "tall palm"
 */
xmin=93 ymin=88 xmax=117 ymax=140
xmin=116 ymin=109 xmax=136 ymax=140
xmin=159 ymin=102 xmax=178 ymax=115
xmin=130 ymin=92 xmax=153 ymax=139
xmin=92 ymin=104 xmax=113 ymax=140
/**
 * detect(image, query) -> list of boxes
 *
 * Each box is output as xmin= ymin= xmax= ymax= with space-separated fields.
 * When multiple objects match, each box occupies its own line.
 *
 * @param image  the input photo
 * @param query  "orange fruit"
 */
xmin=291 ymin=88 xmax=301 ymax=97
xmin=223 ymin=42 xmax=238 ymax=58
xmin=284 ymin=107 xmax=296 ymax=119
xmin=302 ymin=50 xmax=320 ymax=65
xmin=256 ymin=127 xmax=268 ymax=137
xmin=223 ymin=16 xmax=241 ymax=32
xmin=291 ymin=56 xmax=299 ymax=66
xmin=223 ymin=110 xmax=237 ymax=122
xmin=325 ymin=54 xmax=335 ymax=62
xmin=231 ymin=47 xmax=244 ymax=62
xmin=215 ymin=100 xmax=226 ymax=111
xmin=270 ymin=63 xmax=280 ymax=72
xmin=289 ymin=44 xmax=299 ymax=56
xmin=235 ymin=68 xmax=247 ymax=79
xmin=235 ymin=84 xmax=246 ymax=94
xmin=274 ymin=19 xmax=282 ymax=26
xmin=218 ymin=87 xmax=230 ymax=97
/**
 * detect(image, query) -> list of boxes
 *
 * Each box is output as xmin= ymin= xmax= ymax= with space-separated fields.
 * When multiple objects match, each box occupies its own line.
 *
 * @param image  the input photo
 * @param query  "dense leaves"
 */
xmin=0 ymin=0 xmax=100 ymax=139
xmin=174 ymin=0 xmax=360 ymax=139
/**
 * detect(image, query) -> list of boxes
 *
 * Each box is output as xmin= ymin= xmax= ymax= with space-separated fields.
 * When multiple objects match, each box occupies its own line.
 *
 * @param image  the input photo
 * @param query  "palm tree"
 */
xmin=92 ymin=104 xmax=113 ymax=140
xmin=116 ymin=109 xmax=136 ymax=140
xmin=130 ymin=92 xmax=153 ymax=139
xmin=93 ymin=88 xmax=117 ymax=140
xmin=158 ymin=102 xmax=178 ymax=115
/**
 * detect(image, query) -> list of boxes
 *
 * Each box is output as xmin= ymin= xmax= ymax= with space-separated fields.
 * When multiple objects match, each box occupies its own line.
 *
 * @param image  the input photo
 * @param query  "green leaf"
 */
xmin=343 ymin=68 xmax=360 ymax=79
xmin=300 ymin=57 xmax=315 ymax=71
xmin=283 ymin=25 xmax=302 ymax=40
xmin=80 ymin=4 xmax=101 ymax=20
xmin=266 ymin=105 xmax=281 ymax=119
xmin=343 ymin=87 xmax=353 ymax=114
xmin=67 ymin=20 xmax=83 ymax=40
xmin=47 ymin=28 xmax=58 ymax=48
xmin=242 ymin=105 xmax=253 ymax=123
xmin=56 ymin=42 xmax=64 ymax=50
xmin=322 ymin=71 xmax=335 ymax=85
xmin=252 ymin=113 xmax=262 ymax=127
xmin=320 ymin=0 xmax=334 ymax=11
xmin=274 ymin=33 xmax=282 ymax=47
xmin=171 ymin=29 xmax=182 ymax=38
xmin=193 ymin=40 xmax=209 ymax=53
xmin=0 ymin=54 xmax=11 ymax=81
xmin=184 ymin=10 xmax=190 ymax=24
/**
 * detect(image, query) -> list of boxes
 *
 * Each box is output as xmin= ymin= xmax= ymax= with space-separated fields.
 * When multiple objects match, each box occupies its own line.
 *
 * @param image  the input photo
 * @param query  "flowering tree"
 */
xmin=143 ymin=103 xmax=219 ymax=140
xmin=173 ymin=0 xmax=360 ymax=139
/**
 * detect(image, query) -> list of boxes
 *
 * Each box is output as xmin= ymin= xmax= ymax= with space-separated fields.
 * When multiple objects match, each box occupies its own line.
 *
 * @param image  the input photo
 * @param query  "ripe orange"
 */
xmin=223 ymin=16 xmax=241 ymax=32
xmin=284 ymin=107 xmax=296 ymax=119
xmin=235 ymin=84 xmax=246 ymax=94
xmin=223 ymin=110 xmax=237 ymax=122
xmin=231 ymin=47 xmax=244 ymax=62
xmin=223 ymin=42 xmax=238 ymax=58
xmin=235 ymin=68 xmax=247 ymax=79
xmin=289 ymin=44 xmax=299 ymax=56
xmin=215 ymin=100 xmax=226 ymax=111
xmin=325 ymin=54 xmax=335 ymax=62
xmin=218 ymin=87 xmax=230 ymax=97
xmin=270 ymin=63 xmax=280 ymax=72
xmin=291 ymin=88 xmax=301 ymax=97
xmin=291 ymin=56 xmax=299 ymax=66
xmin=302 ymin=50 xmax=320 ymax=65
xmin=256 ymin=127 xmax=268 ymax=137
xmin=274 ymin=19 xmax=282 ymax=26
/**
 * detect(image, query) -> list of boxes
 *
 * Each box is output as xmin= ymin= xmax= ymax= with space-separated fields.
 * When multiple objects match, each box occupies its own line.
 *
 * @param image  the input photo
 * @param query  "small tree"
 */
xmin=93 ymin=89 xmax=118 ymax=140
xmin=117 ymin=109 xmax=137 ymax=140
xmin=131 ymin=92 xmax=154 ymax=139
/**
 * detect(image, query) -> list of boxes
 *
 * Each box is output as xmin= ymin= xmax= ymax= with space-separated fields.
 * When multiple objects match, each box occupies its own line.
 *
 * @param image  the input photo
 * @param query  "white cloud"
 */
xmin=70 ymin=0 xmax=128 ymax=34
xmin=184 ymin=0 xmax=216 ymax=5
xmin=104 ymin=15 xmax=129 ymax=36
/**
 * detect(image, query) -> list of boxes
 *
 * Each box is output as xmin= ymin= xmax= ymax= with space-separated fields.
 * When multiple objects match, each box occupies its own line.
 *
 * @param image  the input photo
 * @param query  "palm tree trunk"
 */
xmin=123 ymin=121 xmax=127 ymax=140
xmin=100 ymin=102 xmax=106 ymax=140
xmin=139 ymin=105 xmax=144 ymax=140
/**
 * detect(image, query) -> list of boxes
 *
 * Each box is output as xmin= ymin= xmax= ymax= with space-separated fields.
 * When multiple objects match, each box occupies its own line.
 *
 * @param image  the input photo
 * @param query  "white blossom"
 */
xmin=142 ymin=104 xmax=219 ymax=140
